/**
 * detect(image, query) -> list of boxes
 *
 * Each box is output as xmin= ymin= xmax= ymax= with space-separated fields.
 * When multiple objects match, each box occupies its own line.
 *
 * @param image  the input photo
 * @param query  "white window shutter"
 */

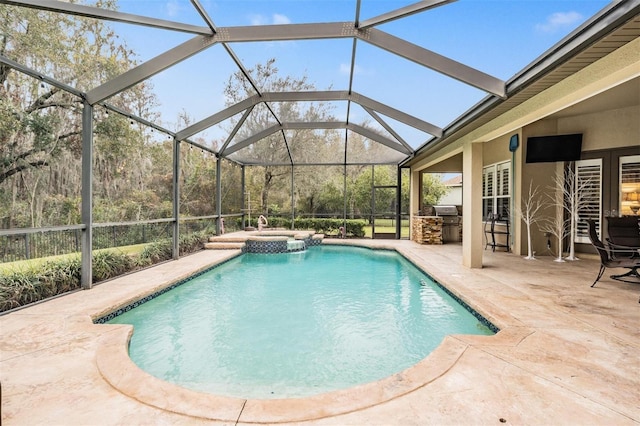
xmin=483 ymin=167 xmax=494 ymax=197
xmin=575 ymin=159 xmax=602 ymax=243
xmin=619 ymin=155 xmax=640 ymax=216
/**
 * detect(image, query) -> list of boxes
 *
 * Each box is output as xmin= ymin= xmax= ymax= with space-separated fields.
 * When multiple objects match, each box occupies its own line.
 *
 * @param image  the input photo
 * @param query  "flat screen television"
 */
xmin=525 ymin=134 xmax=583 ymax=163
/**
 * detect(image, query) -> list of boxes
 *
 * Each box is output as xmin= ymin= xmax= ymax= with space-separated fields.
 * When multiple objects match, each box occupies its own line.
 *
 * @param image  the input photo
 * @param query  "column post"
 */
xmin=462 ymin=142 xmax=484 ymax=268
xmin=216 ymin=156 xmax=222 ymax=235
xmin=409 ymin=169 xmax=421 ymax=241
xmin=396 ymin=166 xmax=402 ymax=239
xmin=172 ymin=139 xmax=180 ymax=259
xmin=291 ymin=165 xmax=295 ymax=229
xmin=241 ymin=166 xmax=246 ymax=229
xmin=80 ymin=101 xmax=93 ymax=289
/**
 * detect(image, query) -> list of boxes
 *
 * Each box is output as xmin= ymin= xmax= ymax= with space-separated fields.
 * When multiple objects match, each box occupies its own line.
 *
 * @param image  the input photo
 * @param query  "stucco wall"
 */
xmin=440 ymin=186 xmax=462 ymax=205
xmin=510 ymin=103 xmax=640 ymax=256
xmin=558 ymin=105 xmax=640 ymax=151
xmin=483 ymin=134 xmax=512 ymax=166
xmin=422 ymin=154 xmax=463 ymax=173
xmin=409 ymin=35 xmax=639 ymax=263
xmin=516 ymin=121 xmax=563 ymax=256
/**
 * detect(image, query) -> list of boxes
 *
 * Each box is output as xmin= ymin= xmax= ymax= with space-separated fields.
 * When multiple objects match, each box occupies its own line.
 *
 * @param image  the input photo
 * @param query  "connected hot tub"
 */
xmin=244 ymin=230 xmax=322 ymax=253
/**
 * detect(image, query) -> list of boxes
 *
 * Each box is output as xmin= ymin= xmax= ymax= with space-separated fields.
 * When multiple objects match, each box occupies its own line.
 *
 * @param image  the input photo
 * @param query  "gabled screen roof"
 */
xmin=1 ymin=0 xmax=610 ymax=166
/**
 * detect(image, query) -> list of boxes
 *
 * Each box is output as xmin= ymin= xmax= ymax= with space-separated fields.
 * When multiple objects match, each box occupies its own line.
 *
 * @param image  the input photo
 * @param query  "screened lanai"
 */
xmin=1 ymin=0 xmax=613 ymax=292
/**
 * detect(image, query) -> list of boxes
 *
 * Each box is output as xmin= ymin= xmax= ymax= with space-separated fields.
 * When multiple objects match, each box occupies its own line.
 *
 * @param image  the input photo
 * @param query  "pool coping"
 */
xmin=96 ymin=323 xmax=526 ymax=423
xmin=4 ymin=239 xmax=639 ymax=424
xmin=92 ymin=242 xmax=520 ymax=423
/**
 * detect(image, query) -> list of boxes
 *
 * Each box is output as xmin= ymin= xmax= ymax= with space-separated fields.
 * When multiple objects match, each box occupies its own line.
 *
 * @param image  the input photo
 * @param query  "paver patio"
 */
xmin=1 ymin=239 xmax=638 ymax=425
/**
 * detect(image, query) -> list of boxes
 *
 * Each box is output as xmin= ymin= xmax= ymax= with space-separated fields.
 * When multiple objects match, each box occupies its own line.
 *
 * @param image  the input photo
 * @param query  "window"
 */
xmin=619 ymin=155 xmax=640 ymax=216
xmin=482 ymin=161 xmax=510 ymax=220
xmin=575 ymin=159 xmax=602 ymax=243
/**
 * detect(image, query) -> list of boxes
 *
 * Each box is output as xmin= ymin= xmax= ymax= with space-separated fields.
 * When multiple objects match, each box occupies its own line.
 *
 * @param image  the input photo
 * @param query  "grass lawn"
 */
xmin=364 ymin=218 xmax=410 ymax=238
xmin=364 ymin=226 xmax=410 ymax=238
xmin=0 ymin=244 xmax=147 ymax=274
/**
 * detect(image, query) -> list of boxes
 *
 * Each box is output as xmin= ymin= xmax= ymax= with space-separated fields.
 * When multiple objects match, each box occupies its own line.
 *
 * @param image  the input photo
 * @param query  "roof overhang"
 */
xmin=403 ymin=0 xmax=640 ymax=168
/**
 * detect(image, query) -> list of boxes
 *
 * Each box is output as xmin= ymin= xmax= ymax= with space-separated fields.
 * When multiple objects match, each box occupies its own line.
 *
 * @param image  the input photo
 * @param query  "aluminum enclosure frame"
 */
xmin=2 ymin=0 xmax=507 ymax=168
xmin=0 ymin=0 xmax=513 ymax=288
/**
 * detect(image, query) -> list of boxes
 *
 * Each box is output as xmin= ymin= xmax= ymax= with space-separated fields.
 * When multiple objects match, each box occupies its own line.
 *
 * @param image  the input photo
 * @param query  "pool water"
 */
xmin=108 ymin=245 xmax=494 ymax=399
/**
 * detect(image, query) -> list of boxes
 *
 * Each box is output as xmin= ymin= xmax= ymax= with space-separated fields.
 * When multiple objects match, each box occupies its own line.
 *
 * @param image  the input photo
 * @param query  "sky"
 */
xmin=91 ymin=0 xmax=611 ymax=148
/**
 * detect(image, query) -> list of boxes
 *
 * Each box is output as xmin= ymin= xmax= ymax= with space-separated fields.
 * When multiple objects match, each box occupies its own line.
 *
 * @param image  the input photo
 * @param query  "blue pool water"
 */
xmin=108 ymin=245 xmax=494 ymax=399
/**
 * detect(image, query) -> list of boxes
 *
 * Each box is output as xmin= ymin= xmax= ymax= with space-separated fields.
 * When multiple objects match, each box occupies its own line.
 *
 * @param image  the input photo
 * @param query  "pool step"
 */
xmin=208 ymin=235 xmax=247 ymax=243
xmin=203 ymin=242 xmax=246 ymax=250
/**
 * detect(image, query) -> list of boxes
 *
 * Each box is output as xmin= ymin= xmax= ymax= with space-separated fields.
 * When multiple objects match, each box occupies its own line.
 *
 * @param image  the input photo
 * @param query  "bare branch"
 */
xmin=516 ymin=180 xmax=549 ymax=259
xmin=58 ymin=131 xmax=82 ymax=140
xmin=0 ymin=160 xmax=48 ymax=184
xmin=25 ymin=87 xmax=62 ymax=114
xmin=26 ymin=100 xmax=82 ymax=113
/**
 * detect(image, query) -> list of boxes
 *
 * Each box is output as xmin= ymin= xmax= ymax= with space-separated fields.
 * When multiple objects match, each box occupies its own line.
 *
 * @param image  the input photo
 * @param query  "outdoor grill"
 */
xmin=433 ymin=205 xmax=461 ymax=243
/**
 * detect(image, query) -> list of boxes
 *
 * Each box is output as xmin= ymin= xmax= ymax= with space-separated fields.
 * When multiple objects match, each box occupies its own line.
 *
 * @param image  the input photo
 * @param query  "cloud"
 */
xmin=165 ymin=0 xmax=180 ymax=18
xmin=535 ymin=11 xmax=583 ymax=33
xmin=339 ymin=63 xmax=366 ymax=75
xmin=250 ymin=13 xmax=292 ymax=26
xmin=272 ymin=14 xmax=291 ymax=25
xmin=249 ymin=14 xmax=266 ymax=26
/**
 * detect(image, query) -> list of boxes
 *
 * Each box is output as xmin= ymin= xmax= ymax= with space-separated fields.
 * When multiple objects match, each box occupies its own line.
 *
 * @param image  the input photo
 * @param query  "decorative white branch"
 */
xmin=515 ymin=180 xmax=547 ymax=260
xmin=552 ymin=166 xmax=592 ymax=260
xmin=541 ymin=169 xmax=570 ymax=262
xmin=539 ymin=213 xmax=570 ymax=262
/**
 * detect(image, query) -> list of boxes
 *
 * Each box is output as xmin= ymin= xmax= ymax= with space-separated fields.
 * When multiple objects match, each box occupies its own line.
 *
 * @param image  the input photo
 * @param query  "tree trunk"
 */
xmin=554 ymin=222 xmax=565 ymax=263
xmin=566 ymin=212 xmax=579 ymax=260
xmin=27 ymin=173 xmax=42 ymax=227
xmin=525 ymin=222 xmax=535 ymax=259
xmin=261 ymin=168 xmax=273 ymax=213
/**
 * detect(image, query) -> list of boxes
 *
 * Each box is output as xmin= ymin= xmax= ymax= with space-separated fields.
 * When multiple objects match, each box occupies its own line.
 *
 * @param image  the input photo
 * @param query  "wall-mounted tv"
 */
xmin=526 ymin=133 xmax=583 ymax=163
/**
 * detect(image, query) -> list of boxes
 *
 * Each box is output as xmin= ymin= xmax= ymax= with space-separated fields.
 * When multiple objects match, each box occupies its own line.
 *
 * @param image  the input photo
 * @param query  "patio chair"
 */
xmin=484 ymin=213 xmax=510 ymax=252
xmin=586 ymin=219 xmax=640 ymax=287
xmin=606 ymin=216 xmax=640 ymax=249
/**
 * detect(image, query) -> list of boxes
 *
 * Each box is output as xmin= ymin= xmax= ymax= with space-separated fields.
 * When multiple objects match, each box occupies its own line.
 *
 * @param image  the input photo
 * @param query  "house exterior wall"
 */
xmin=558 ymin=105 xmax=639 ymax=151
xmin=515 ymin=104 xmax=640 ymax=256
xmin=409 ymin=33 xmax=639 ymax=266
xmin=483 ymin=134 xmax=511 ymax=166
xmin=421 ymin=154 xmax=463 ymax=173
xmin=518 ymin=121 xmax=564 ymax=256
xmin=439 ymin=186 xmax=462 ymax=205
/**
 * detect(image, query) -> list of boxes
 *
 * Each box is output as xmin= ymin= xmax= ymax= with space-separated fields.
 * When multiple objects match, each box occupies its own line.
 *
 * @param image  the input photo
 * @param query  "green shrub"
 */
xmin=43 ymin=256 xmax=81 ymax=294
xmin=136 ymin=230 xmax=207 ymax=265
xmin=0 ymin=269 xmax=42 ymax=312
xmin=92 ymin=251 xmax=133 ymax=283
xmin=231 ymin=217 xmax=366 ymax=237
xmin=179 ymin=231 xmax=207 ymax=255
xmin=293 ymin=218 xmax=366 ymax=237
xmin=0 ymin=257 xmax=82 ymax=312
xmin=137 ymin=239 xmax=173 ymax=265
xmin=0 ymin=230 xmax=212 ymax=313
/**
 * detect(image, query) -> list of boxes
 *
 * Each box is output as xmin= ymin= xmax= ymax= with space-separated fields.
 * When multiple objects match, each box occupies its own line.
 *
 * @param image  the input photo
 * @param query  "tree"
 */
xmin=1 ymin=6 xmax=89 ymax=226
xmin=561 ymin=165 xmax=592 ymax=260
xmin=0 ymin=2 xmax=159 ymax=227
xmin=315 ymin=176 xmax=345 ymax=215
xmin=421 ymin=173 xmax=449 ymax=206
xmin=540 ymin=170 xmax=572 ymax=262
xmin=539 ymin=213 xmax=570 ymax=263
xmin=223 ymin=58 xmax=335 ymax=213
xmin=293 ymin=127 xmax=343 ymax=217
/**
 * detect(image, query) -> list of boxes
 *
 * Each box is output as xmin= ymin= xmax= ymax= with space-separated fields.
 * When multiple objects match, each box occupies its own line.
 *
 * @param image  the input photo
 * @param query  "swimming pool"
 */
xmin=105 ymin=245 xmax=495 ymax=399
